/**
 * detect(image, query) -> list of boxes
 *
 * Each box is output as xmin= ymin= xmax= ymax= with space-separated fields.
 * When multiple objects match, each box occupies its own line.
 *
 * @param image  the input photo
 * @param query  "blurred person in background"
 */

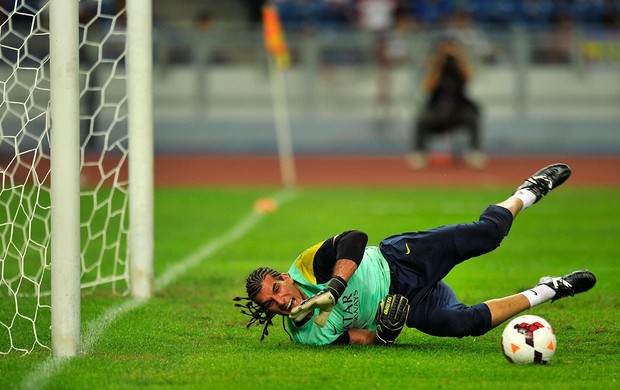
xmin=538 ymin=13 xmax=576 ymax=64
xmin=408 ymin=36 xmax=485 ymax=169
xmin=355 ymin=0 xmax=398 ymax=131
xmin=444 ymin=9 xmax=497 ymax=64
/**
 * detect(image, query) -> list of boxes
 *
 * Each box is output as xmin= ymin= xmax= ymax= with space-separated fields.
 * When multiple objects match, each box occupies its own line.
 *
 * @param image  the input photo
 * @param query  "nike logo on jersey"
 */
xmin=405 ymin=243 xmax=411 ymax=255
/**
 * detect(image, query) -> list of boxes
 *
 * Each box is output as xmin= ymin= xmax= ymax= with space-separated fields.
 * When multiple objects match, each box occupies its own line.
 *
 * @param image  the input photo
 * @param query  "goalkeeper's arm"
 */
xmin=290 ymin=231 xmax=367 ymax=327
xmin=289 ymin=259 xmax=355 ymax=326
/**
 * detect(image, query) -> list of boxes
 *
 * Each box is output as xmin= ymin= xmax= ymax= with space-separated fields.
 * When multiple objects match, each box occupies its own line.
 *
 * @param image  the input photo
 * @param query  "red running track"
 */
xmin=150 ymin=155 xmax=620 ymax=188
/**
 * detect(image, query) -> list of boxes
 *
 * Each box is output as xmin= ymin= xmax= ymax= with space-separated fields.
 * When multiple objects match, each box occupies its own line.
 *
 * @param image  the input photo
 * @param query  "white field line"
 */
xmin=20 ymin=189 xmax=297 ymax=390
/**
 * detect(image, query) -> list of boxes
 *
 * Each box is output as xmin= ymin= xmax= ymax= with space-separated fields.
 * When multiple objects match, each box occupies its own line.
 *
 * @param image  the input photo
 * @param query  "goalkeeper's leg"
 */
xmin=409 ymin=281 xmax=493 ymax=338
xmin=411 ymin=274 xmax=596 ymax=338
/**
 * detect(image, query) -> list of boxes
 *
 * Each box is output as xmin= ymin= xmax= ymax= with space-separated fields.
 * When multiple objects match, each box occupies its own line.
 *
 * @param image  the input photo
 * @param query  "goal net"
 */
xmin=0 ymin=0 xmax=133 ymax=355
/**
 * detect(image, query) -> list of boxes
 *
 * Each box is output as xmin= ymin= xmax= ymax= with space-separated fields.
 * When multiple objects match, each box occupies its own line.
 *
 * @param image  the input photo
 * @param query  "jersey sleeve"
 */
xmin=292 ymin=230 xmax=368 ymax=285
xmin=333 ymin=230 xmax=368 ymax=266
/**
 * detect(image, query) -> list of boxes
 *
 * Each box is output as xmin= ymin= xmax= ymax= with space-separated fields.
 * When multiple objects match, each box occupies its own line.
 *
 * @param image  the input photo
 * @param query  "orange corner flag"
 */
xmin=262 ymin=4 xmax=290 ymax=69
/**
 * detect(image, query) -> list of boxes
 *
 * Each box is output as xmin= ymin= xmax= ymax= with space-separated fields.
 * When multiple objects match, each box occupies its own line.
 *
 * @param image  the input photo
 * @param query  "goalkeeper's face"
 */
xmin=254 ymin=273 xmax=307 ymax=316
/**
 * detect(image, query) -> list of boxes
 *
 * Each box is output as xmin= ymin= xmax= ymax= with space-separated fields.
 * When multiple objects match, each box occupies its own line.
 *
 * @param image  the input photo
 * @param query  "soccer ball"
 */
xmin=501 ymin=315 xmax=556 ymax=364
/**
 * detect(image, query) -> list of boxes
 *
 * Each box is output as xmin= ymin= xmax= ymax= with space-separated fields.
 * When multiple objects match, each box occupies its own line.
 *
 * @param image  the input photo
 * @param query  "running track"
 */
xmin=151 ymin=155 xmax=620 ymax=188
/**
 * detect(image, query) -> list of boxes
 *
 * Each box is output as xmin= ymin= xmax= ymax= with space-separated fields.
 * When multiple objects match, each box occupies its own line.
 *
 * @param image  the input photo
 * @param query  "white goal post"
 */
xmin=127 ymin=0 xmax=154 ymax=299
xmin=0 ymin=0 xmax=153 ymax=356
xmin=49 ymin=0 xmax=82 ymax=358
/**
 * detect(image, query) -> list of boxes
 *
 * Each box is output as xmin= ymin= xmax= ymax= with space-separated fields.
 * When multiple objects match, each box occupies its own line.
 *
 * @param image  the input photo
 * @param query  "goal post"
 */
xmin=0 ymin=0 xmax=154 ymax=356
xmin=127 ymin=0 xmax=154 ymax=299
xmin=49 ymin=0 xmax=82 ymax=357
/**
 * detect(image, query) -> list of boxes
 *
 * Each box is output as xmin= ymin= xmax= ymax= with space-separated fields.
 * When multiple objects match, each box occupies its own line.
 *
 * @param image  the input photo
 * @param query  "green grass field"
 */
xmin=1 ymin=186 xmax=619 ymax=389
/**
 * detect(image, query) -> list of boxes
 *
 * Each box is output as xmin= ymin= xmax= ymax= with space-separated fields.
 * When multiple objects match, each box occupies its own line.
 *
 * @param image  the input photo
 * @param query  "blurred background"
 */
xmin=148 ymin=0 xmax=620 ymax=158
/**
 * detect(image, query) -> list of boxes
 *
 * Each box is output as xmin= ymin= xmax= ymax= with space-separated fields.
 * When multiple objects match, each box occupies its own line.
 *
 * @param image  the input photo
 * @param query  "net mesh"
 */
xmin=0 ymin=0 xmax=129 ymax=355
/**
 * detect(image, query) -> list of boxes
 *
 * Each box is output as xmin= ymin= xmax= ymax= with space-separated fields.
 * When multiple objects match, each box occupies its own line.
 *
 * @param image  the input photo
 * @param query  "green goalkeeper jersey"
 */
xmin=285 ymin=242 xmax=391 ymax=346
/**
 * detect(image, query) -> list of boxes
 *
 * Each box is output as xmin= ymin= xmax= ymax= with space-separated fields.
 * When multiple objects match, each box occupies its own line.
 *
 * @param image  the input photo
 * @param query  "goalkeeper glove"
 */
xmin=290 ymin=276 xmax=347 ymax=327
xmin=375 ymin=294 xmax=410 ymax=345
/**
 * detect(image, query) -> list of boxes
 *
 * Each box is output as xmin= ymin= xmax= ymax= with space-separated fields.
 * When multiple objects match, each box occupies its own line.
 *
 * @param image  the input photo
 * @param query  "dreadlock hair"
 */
xmin=246 ymin=267 xmax=281 ymax=301
xmin=233 ymin=267 xmax=293 ymax=342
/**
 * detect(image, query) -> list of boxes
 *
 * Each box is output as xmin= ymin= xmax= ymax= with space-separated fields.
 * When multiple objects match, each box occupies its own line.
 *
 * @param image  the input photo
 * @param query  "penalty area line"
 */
xmin=20 ymin=188 xmax=297 ymax=390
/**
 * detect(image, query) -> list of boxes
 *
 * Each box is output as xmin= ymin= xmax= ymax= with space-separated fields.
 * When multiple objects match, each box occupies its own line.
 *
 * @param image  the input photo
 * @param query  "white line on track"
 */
xmin=20 ymin=189 xmax=297 ymax=390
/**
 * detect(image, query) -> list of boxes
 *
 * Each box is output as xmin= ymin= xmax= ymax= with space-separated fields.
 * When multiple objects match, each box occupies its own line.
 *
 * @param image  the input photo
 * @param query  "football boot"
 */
xmin=537 ymin=270 xmax=596 ymax=302
xmin=515 ymin=163 xmax=571 ymax=203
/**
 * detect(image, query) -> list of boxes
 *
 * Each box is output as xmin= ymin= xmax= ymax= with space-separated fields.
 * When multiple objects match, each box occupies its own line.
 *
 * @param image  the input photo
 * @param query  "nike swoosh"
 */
xmin=405 ymin=243 xmax=410 ymax=255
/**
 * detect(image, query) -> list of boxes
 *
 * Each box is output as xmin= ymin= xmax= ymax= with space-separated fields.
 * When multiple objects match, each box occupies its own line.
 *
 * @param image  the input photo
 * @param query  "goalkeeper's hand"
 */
xmin=375 ymin=294 xmax=410 ymax=345
xmin=290 ymin=276 xmax=347 ymax=327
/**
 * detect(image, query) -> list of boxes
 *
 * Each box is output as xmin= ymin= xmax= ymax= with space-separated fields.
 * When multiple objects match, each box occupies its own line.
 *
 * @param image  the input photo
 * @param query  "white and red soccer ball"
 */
xmin=501 ymin=315 xmax=556 ymax=364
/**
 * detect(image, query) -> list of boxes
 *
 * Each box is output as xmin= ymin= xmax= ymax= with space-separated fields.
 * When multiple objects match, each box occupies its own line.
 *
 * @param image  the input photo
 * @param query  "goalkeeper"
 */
xmin=235 ymin=163 xmax=596 ymax=345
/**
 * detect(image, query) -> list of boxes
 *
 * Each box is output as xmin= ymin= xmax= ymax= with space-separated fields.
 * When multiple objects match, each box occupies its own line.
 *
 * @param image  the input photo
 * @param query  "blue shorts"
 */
xmin=379 ymin=205 xmax=514 ymax=337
